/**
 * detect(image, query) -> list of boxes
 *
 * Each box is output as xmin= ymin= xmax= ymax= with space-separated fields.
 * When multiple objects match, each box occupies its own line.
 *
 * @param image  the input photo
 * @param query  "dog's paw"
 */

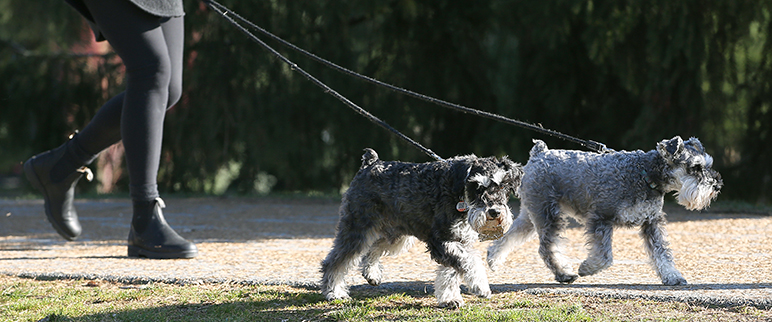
xmin=468 ymin=284 xmax=492 ymax=298
xmin=486 ymin=249 xmax=504 ymax=271
xmin=555 ymin=273 xmax=578 ymax=284
xmin=578 ymin=259 xmax=612 ymax=277
xmin=364 ymin=276 xmax=381 ymax=286
xmin=324 ymin=289 xmax=351 ymax=301
xmin=438 ymin=298 xmax=464 ymax=309
xmin=661 ymin=274 xmax=687 ymax=286
xmin=577 ymin=265 xmax=594 ymax=277
xmin=363 ymin=268 xmax=382 ymax=286
xmin=486 ymin=260 xmax=500 ymax=272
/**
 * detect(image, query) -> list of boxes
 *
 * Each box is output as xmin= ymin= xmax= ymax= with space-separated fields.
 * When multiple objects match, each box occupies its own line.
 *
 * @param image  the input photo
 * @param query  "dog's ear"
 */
xmin=498 ymin=157 xmax=523 ymax=194
xmin=462 ymin=161 xmax=474 ymax=183
xmin=501 ymin=157 xmax=518 ymax=171
xmin=683 ymin=137 xmax=705 ymax=154
xmin=361 ymin=148 xmax=379 ymax=169
xmin=466 ymin=160 xmax=489 ymax=188
xmin=452 ymin=160 xmax=479 ymax=197
xmin=657 ymin=136 xmax=685 ymax=162
xmin=497 ymin=157 xmax=519 ymax=178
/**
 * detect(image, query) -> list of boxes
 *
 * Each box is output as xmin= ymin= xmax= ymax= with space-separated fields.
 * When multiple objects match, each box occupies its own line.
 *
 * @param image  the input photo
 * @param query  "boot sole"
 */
xmin=128 ymin=245 xmax=198 ymax=259
xmin=23 ymin=158 xmax=79 ymax=241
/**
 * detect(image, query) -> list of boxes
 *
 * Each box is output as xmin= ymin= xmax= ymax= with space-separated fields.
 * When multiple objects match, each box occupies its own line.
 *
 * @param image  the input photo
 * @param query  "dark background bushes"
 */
xmin=1 ymin=0 xmax=770 ymax=203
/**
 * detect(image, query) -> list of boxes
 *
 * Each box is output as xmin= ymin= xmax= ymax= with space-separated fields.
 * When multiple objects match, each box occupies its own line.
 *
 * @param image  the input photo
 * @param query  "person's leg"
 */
xmin=24 ymin=70 xmax=125 ymax=241
xmin=25 ymin=0 xmax=194 ymax=257
xmin=81 ymin=1 xmax=171 ymax=201
xmin=65 ymin=9 xmax=185 ymax=182
xmin=77 ymin=0 xmax=194 ymax=258
xmin=162 ymin=15 xmax=184 ymax=112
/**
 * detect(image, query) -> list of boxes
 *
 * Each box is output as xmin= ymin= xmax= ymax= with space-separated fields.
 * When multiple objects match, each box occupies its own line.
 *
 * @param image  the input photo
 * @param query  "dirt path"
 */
xmin=1 ymin=197 xmax=771 ymax=309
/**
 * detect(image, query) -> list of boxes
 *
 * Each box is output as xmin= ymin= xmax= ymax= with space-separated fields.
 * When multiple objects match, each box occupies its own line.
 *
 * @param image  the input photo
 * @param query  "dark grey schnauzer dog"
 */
xmin=487 ymin=136 xmax=722 ymax=286
xmin=321 ymin=148 xmax=523 ymax=308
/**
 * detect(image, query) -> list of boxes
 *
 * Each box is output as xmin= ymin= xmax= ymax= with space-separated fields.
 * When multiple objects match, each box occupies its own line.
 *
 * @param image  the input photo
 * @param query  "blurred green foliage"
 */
xmin=1 ymin=0 xmax=771 ymax=203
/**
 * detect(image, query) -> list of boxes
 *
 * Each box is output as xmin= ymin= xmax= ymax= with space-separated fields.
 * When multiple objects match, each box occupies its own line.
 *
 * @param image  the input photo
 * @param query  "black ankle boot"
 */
xmin=23 ymin=138 xmax=93 ymax=241
xmin=128 ymin=198 xmax=198 ymax=259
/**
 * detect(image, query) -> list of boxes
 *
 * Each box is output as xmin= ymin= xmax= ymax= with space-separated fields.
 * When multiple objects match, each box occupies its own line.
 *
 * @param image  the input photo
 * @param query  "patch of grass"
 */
xmin=1 ymin=275 xmax=770 ymax=322
xmin=322 ymin=294 xmax=588 ymax=322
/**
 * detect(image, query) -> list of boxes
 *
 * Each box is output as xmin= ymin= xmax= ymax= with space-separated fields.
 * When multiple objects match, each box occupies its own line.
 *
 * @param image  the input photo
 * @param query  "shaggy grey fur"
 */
xmin=487 ymin=136 xmax=722 ymax=286
xmin=321 ymin=148 xmax=523 ymax=308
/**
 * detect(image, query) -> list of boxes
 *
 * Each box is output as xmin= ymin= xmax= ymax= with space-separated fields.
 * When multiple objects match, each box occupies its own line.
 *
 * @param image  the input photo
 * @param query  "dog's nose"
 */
xmin=487 ymin=208 xmax=500 ymax=219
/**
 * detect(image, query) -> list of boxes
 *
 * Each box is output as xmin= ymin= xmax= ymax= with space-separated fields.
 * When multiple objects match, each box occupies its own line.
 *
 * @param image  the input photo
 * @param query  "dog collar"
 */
xmin=641 ymin=170 xmax=658 ymax=189
xmin=456 ymin=200 xmax=468 ymax=212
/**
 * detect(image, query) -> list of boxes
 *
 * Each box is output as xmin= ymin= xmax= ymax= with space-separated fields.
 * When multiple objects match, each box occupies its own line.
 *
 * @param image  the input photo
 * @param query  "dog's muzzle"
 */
xmin=473 ymin=206 xmax=511 ymax=241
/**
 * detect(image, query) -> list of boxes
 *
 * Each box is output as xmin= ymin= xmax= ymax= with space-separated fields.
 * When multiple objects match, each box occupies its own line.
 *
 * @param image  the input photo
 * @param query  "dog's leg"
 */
xmin=533 ymin=202 xmax=577 ymax=284
xmin=361 ymin=238 xmax=388 ymax=286
xmin=487 ymin=207 xmax=536 ymax=270
xmin=321 ymin=214 xmax=379 ymax=300
xmin=430 ymin=239 xmax=491 ymax=305
xmin=361 ymin=236 xmax=415 ymax=286
xmin=435 ymin=265 xmax=463 ymax=308
xmin=578 ymin=217 xmax=614 ymax=276
xmin=640 ymin=214 xmax=687 ymax=286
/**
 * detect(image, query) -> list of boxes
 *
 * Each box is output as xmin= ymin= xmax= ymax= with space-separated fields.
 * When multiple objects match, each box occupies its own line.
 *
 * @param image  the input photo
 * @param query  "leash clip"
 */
xmin=588 ymin=140 xmax=614 ymax=154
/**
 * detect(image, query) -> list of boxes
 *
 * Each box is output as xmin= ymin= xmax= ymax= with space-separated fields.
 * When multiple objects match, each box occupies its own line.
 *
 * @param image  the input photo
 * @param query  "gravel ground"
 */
xmin=1 ymin=197 xmax=771 ymax=309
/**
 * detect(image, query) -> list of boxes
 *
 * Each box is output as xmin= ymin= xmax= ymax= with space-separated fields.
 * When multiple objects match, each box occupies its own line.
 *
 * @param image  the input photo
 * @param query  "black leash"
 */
xmin=202 ymin=0 xmax=612 ymax=154
xmin=202 ymin=0 xmax=444 ymax=161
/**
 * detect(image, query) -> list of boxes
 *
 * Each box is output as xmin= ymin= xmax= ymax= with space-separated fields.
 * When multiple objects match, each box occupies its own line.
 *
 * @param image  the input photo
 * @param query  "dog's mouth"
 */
xmin=468 ymin=205 xmax=512 ymax=241
xmin=477 ymin=219 xmax=507 ymax=241
xmin=485 ymin=216 xmax=504 ymax=226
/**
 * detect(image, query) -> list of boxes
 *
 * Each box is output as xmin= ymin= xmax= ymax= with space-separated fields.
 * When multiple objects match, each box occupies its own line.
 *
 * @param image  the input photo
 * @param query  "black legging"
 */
xmin=73 ymin=0 xmax=184 ymax=200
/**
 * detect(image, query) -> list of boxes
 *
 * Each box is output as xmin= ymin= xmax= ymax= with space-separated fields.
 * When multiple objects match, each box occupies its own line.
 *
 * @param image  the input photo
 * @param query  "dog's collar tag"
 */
xmin=456 ymin=200 xmax=468 ymax=212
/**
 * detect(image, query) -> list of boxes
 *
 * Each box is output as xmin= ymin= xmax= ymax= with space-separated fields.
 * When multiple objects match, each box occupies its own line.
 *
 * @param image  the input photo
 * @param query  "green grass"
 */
xmin=0 ymin=277 xmax=325 ymax=322
xmin=0 ymin=276 xmax=769 ymax=322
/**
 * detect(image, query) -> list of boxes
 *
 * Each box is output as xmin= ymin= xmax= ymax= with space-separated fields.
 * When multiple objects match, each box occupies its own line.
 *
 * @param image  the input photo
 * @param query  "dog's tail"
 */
xmin=530 ymin=139 xmax=549 ymax=157
xmin=361 ymin=148 xmax=379 ymax=169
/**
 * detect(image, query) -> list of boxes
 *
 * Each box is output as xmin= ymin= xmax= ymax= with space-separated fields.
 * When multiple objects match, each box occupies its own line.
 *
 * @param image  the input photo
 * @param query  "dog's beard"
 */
xmin=467 ymin=206 xmax=488 ymax=231
xmin=468 ymin=204 xmax=513 ymax=241
xmin=673 ymin=169 xmax=720 ymax=211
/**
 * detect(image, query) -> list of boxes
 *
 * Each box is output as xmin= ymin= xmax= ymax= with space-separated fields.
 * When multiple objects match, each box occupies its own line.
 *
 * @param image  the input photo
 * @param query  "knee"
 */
xmin=167 ymin=77 xmax=182 ymax=109
xmin=154 ymin=58 xmax=183 ymax=110
xmin=126 ymin=57 xmax=179 ymax=109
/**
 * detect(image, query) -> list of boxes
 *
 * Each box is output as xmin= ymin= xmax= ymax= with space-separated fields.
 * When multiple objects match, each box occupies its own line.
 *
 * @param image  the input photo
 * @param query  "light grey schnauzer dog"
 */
xmin=487 ymin=136 xmax=722 ymax=286
xmin=321 ymin=148 xmax=523 ymax=308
